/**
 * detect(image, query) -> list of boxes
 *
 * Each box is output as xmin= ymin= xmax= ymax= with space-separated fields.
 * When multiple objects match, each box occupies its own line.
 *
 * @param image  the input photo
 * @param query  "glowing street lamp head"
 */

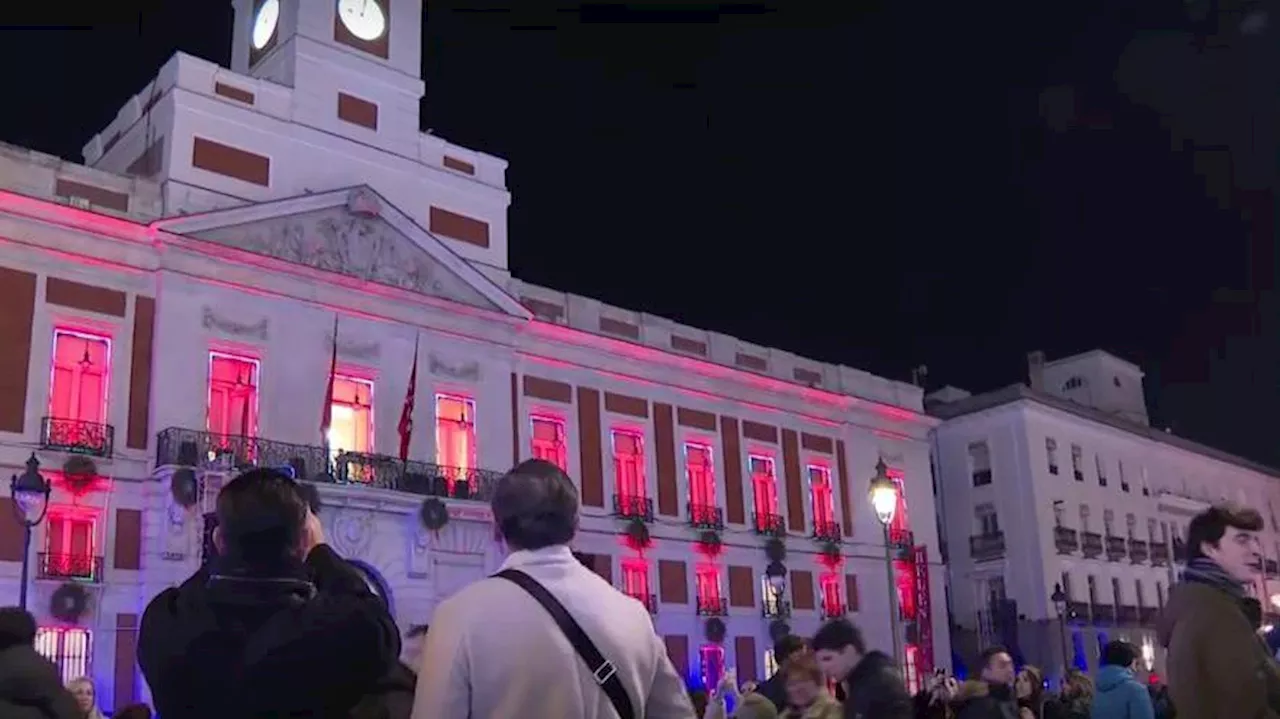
xmin=868 ymin=458 xmax=897 ymax=526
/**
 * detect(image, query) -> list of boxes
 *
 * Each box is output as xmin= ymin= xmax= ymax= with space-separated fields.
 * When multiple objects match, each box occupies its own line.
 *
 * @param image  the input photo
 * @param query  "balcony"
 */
xmin=1150 ymin=542 xmax=1170 ymax=566
xmin=813 ymin=520 xmax=842 ymax=543
xmin=763 ymin=598 xmax=791 ymax=619
xmin=154 ymin=427 xmax=503 ymax=501
xmin=1138 ymin=606 xmax=1159 ymax=625
xmin=1128 ymin=540 xmax=1149 ymax=564
xmin=627 ymin=592 xmax=658 ymax=614
xmin=696 ymin=597 xmax=728 ymax=617
xmin=1054 ymin=526 xmax=1079 ymax=554
xmin=1117 ymin=605 xmax=1139 ymax=625
xmin=1081 ymin=532 xmax=1103 ymax=558
xmin=752 ymin=512 xmax=786 ymax=537
xmin=969 ymin=532 xmax=1006 ymax=562
xmin=1065 ymin=601 xmax=1090 ymax=622
xmin=37 ymin=553 xmax=103 ymax=583
xmin=1091 ymin=603 xmax=1116 ymax=624
xmin=1105 ymin=536 xmax=1128 ymax=562
xmin=40 ymin=417 xmax=114 ymax=458
xmin=687 ymin=503 xmax=724 ymax=531
xmin=821 ymin=602 xmax=847 ymax=620
xmin=889 ymin=528 xmax=915 ymax=560
xmin=614 ymin=494 xmax=655 ymax=523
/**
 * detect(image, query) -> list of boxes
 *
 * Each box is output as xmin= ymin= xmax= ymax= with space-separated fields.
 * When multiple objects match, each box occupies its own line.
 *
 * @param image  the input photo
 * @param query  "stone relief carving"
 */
xmin=330 ymin=509 xmax=375 ymax=559
xmin=161 ymin=499 xmax=192 ymax=561
xmin=428 ymin=518 xmax=495 ymax=556
xmin=324 ymin=332 xmax=381 ymax=361
xmin=192 ymin=207 xmax=497 ymax=311
xmin=429 ymin=354 xmax=481 ymax=382
xmin=408 ymin=523 xmax=432 ymax=579
xmin=202 ymin=306 xmax=269 ymax=341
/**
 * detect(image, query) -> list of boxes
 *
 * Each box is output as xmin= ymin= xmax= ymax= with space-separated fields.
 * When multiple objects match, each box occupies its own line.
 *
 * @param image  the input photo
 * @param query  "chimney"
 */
xmin=1027 ymin=351 xmax=1046 ymax=391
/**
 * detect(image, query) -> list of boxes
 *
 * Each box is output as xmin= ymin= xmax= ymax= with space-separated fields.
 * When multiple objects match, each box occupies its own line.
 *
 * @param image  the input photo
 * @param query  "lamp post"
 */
xmin=1050 ymin=582 xmax=1070 ymax=678
xmin=10 ymin=454 xmax=51 ymax=610
xmin=868 ymin=458 xmax=901 ymax=665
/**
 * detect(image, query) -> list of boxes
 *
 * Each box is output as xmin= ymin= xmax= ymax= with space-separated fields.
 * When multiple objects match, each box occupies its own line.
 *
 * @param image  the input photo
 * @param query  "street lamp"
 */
xmin=10 ymin=454 xmax=51 ymax=610
xmin=1051 ymin=582 xmax=1070 ymax=677
xmin=868 ymin=458 xmax=901 ymax=665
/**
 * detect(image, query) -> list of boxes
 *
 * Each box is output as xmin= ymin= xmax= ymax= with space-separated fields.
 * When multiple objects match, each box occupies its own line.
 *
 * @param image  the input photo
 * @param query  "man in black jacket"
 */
xmin=0 ymin=607 xmax=79 ymax=719
xmin=812 ymin=618 xmax=912 ymax=719
xmin=138 ymin=468 xmax=401 ymax=718
xmin=952 ymin=646 xmax=1018 ymax=719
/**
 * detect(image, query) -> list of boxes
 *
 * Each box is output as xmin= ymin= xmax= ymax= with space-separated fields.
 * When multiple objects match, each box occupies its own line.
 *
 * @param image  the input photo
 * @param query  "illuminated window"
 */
xmin=34 ymin=627 xmax=91 ymax=685
xmin=763 ymin=649 xmax=778 ymax=677
xmin=48 ymin=329 xmax=110 ymax=424
xmin=207 ymin=352 xmax=259 ymax=440
xmin=44 ymin=512 xmax=96 ymax=580
xmin=700 ymin=643 xmax=726 ymax=692
xmin=622 ymin=558 xmax=649 ymax=600
xmin=808 ymin=464 xmax=835 ymax=527
xmin=435 ymin=394 xmax=476 ymax=491
xmin=888 ymin=472 xmax=910 ymax=537
xmin=329 ymin=376 xmax=374 ymax=455
xmin=530 ymin=416 xmax=567 ymax=470
xmin=761 ymin=575 xmax=784 ymax=614
xmin=820 ymin=572 xmax=843 ymax=616
xmin=903 ymin=645 xmax=920 ymax=694
xmin=696 ymin=563 xmax=722 ymax=613
xmin=750 ymin=455 xmax=779 ymax=527
xmin=686 ymin=443 xmax=715 ymax=507
xmin=612 ymin=430 xmax=646 ymax=499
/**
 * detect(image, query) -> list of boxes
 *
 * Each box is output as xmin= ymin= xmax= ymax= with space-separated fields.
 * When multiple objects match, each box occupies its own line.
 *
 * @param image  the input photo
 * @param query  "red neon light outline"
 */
xmin=47 ymin=328 xmax=112 ymax=429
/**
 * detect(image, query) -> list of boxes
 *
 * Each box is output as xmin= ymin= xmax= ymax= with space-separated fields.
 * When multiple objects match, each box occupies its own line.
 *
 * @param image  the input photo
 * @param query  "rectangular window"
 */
xmin=686 ymin=442 xmax=716 ymax=508
xmin=761 ymin=575 xmax=785 ymax=614
xmin=749 ymin=455 xmax=779 ymax=527
xmin=1045 ymin=438 xmax=1059 ymax=475
xmin=1156 ymin=581 xmax=1165 ymax=608
xmin=48 ymin=329 xmax=110 ymax=424
xmin=207 ymin=352 xmax=260 ymax=440
xmin=434 ymin=392 xmax=474 ymax=469
xmin=329 ymin=376 xmax=374 ymax=455
xmin=1070 ymin=444 xmax=1084 ymax=481
xmin=969 ymin=442 xmax=992 ymax=486
xmin=44 ymin=512 xmax=96 ymax=580
xmin=976 ymin=503 xmax=999 ymax=535
xmin=622 ymin=558 xmax=650 ymax=601
xmin=696 ymin=563 xmax=722 ymax=609
xmin=530 ymin=415 xmax=567 ymax=470
xmin=808 ymin=464 xmax=835 ymax=527
xmin=1096 ymin=455 xmax=1108 ymax=487
xmin=33 ymin=627 xmax=91 ymax=685
xmin=764 ymin=649 xmax=779 ymax=678
xmin=612 ymin=430 xmax=646 ymax=500
xmin=820 ymin=572 xmax=843 ymax=616
xmin=1135 ymin=579 xmax=1146 ymax=608
xmin=1119 ymin=460 xmax=1130 ymax=493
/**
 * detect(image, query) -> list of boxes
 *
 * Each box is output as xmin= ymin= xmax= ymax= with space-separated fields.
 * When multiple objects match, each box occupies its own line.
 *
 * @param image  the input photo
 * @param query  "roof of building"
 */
xmin=929 ymin=382 xmax=1280 ymax=480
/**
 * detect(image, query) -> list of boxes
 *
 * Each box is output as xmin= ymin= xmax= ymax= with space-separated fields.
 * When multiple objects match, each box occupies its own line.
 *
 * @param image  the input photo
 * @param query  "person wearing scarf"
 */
xmin=1155 ymin=504 xmax=1280 ymax=719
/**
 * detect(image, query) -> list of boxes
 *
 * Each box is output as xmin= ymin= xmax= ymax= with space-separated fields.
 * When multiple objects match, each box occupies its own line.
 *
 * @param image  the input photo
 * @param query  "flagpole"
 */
xmin=321 ymin=314 xmax=339 ymax=474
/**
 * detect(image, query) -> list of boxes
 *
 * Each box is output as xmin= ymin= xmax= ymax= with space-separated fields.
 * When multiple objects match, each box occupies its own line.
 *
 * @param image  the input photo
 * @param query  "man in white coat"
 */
xmin=411 ymin=459 xmax=696 ymax=719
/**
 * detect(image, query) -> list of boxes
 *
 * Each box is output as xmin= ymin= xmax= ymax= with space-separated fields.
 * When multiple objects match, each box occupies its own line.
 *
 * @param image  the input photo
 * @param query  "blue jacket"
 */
xmin=1090 ymin=665 xmax=1155 ymax=719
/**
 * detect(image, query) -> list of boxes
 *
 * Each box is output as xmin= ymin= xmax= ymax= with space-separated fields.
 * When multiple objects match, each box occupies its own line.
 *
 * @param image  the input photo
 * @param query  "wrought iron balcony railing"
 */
xmin=969 ymin=532 xmax=1006 ymax=561
xmin=1054 ymin=526 xmax=1079 ymax=554
xmin=41 ymin=417 xmax=114 ymax=458
xmin=38 ymin=553 xmax=103 ymax=583
xmin=696 ymin=597 xmax=729 ymax=617
xmin=1105 ymin=535 xmax=1128 ymax=561
xmin=613 ymin=493 xmax=655 ymax=522
xmin=1150 ymin=542 xmax=1170 ymax=566
xmin=154 ymin=427 xmax=502 ymax=501
xmin=813 ymin=520 xmax=842 ymax=543
xmin=1081 ymin=532 xmax=1104 ymax=558
xmin=1128 ymin=540 xmax=1149 ymax=564
xmin=752 ymin=512 xmax=786 ymax=536
xmin=821 ymin=602 xmax=847 ymax=620
xmin=763 ymin=598 xmax=791 ymax=619
xmin=687 ymin=503 xmax=725 ymax=531
xmin=888 ymin=528 xmax=915 ymax=560
xmin=627 ymin=592 xmax=658 ymax=614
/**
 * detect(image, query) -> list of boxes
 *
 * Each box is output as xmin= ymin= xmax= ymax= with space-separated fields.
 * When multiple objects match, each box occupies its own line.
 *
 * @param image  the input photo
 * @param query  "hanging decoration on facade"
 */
xmin=913 ymin=544 xmax=935 ymax=674
xmin=768 ymin=619 xmax=791 ymax=642
xmin=704 ymin=617 xmax=727 ymax=644
xmin=171 ymin=468 xmax=199 ymax=509
xmin=61 ymin=456 xmax=98 ymax=494
xmin=819 ymin=540 xmax=842 ymax=567
xmin=624 ymin=517 xmax=651 ymax=550
xmin=695 ymin=530 xmax=722 ymax=557
xmin=419 ymin=498 xmax=449 ymax=532
xmin=50 ymin=582 xmax=90 ymax=623
xmin=764 ymin=537 xmax=786 ymax=563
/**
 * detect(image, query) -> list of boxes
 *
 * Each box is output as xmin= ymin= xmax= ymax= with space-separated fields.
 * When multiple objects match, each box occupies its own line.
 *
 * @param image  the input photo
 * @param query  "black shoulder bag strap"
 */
xmin=494 ymin=569 xmax=636 ymax=719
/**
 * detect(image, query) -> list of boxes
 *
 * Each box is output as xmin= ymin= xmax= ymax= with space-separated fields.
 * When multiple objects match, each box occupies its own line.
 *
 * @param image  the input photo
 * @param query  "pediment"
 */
xmin=154 ymin=187 xmax=529 ymax=318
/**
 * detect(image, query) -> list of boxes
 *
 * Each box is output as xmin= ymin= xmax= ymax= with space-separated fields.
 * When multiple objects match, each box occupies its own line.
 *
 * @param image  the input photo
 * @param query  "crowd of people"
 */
xmin=0 ymin=462 xmax=1278 ymax=718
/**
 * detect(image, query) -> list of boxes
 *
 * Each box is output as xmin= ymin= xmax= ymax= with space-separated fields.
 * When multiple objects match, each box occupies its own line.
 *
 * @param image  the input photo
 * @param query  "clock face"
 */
xmin=251 ymin=0 xmax=280 ymax=50
xmin=337 ymin=0 xmax=388 ymax=42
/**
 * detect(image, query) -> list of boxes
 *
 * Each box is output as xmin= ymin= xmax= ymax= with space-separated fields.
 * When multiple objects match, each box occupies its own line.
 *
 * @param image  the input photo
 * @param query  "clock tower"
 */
xmin=228 ymin=0 xmax=425 ymax=155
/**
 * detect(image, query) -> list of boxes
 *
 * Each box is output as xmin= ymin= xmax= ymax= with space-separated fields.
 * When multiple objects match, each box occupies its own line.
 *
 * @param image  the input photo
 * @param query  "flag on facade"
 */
xmin=398 ymin=335 xmax=419 ymax=462
xmin=321 ymin=315 xmax=339 ymax=446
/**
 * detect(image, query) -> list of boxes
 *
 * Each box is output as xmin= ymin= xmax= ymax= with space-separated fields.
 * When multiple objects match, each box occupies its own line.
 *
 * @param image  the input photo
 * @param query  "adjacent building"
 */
xmin=929 ymin=349 xmax=1280 ymax=678
xmin=0 ymin=0 xmax=948 ymax=710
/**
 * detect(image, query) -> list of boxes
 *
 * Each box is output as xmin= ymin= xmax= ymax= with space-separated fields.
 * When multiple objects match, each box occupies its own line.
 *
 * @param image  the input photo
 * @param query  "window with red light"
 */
xmin=612 ymin=430 xmax=646 ymax=500
xmin=207 ymin=352 xmax=259 ymax=440
xmin=700 ymin=643 xmax=726 ymax=692
xmin=622 ymin=558 xmax=649 ymax=600
xmin=44 ymin=512 xmax=96 ymax=581
xmin=750 ymin=455 xmax=779 ymax=525
xmin=696 ymin=563 xmax=722 ymax=609
xmin=685 ymin=443 xmax=715 ymax=507
xmin=34 ymin=627 xmax=91 ymax=685
xmin=48 ymin=329 xmax=110 ymax=425
xmin=820 ymin=572 xmax=843 ymax=616
xmin=329 ymin=376 xmax=374 ymax=455
xmin=889 ymin=472 xmax=911 ymax=536
xmin=531 ymin=416 xmax=567 ymax=470
xmin=808 ymin=464 xmax=835 ymax=526
xmin=435 ymin=394 xmax=476 ymax=490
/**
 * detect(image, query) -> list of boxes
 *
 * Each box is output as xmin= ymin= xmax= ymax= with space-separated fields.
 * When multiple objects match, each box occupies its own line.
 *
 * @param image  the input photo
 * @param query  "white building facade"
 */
xmin=0 ymin=0 xmax=949 ymax=712
xmin=930 ymin=350 xmax=1280 ymax=679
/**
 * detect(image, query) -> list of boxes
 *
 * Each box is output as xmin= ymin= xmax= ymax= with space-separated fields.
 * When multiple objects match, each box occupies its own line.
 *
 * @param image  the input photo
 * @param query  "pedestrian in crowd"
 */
xmin=0 ymin=606 xmax=79 ymax=719
xmin=771 ymin=651 xmax=840 ymax=719
xmin=912 ymin=668 xmax=959 ymax=719
xmin=1046 ymin=669 xmax=1092 ymax=719
xmin=1145 ymin=681 xmax=1174 ymax=719
xmin=1089 ymin=641 xmax=1153 ymax=719
xmin=138 ymin=468 xmax=402 ymax=718
xmin=411 ymin=458 xmax=695 ymax=718
xmin=754 ymin=635 xmax=808 ymax=712
xmin=1015 ymin=665 xmax=1046 ymax=719
xmin=1156 ymin=504 xmax=1280 ymax=719
xmin=810 ymin=617 xmax=911 ymax=719
xmin=704 ymin=670 xmax=779 ymax=719
xmin=65 ymin=678 xmax=104 ymax=719
xmin=951 ymin=646 xmax=1018 ymax=719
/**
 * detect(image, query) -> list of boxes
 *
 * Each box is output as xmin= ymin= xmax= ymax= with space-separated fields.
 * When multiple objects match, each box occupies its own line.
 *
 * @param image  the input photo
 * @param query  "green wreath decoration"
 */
xmin=419 ymin=497 xmax=449 ymax=531
xmin=50 ymin=582 xmax=89 ymax=623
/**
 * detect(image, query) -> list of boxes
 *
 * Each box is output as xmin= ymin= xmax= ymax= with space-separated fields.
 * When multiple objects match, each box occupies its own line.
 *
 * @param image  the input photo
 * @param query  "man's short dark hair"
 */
xmin=774 ymin=634 xmax=807 ymax=664
xmin=1100 ymin=640 xmax=1138 ymax=668
xmin=491 ymin=459 xmax=578 ymax=551
xmin=0 ymin=606 xmax=37 ymax=649
xmin=1243 ymin=597 xmax=1264 ymax=629
xmin=1187 ymin=505 xmax=1263 ymax=561
xmin=216 ymin=468 xmax=308 ymax=569
xmin=811 ymin=618 xmax=866 ymax=655
xmin=978 ymin=645 xmax=1010 ymax=669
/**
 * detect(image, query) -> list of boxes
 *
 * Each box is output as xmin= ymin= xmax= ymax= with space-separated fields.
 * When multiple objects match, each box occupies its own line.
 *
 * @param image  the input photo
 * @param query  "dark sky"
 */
xmin=1 ymin=2 xmax=1277 ymax=466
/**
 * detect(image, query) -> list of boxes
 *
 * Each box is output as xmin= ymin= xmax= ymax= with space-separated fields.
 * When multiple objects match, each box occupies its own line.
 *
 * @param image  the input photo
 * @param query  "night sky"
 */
xmin=1 ymin=2 xmax=1276 ymax=466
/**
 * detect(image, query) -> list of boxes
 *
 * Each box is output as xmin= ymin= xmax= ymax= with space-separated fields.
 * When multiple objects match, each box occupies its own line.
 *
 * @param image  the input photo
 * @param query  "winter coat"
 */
xmin=952 ymin=680 xmax=1018 ymax=719
xmin=839 ymin=650 xmax=911 ymax=719
xmin=0 ymin=643 xmax=80 ymax=719
xmin=1088 ymin=666 xmax=1153 ymax=719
